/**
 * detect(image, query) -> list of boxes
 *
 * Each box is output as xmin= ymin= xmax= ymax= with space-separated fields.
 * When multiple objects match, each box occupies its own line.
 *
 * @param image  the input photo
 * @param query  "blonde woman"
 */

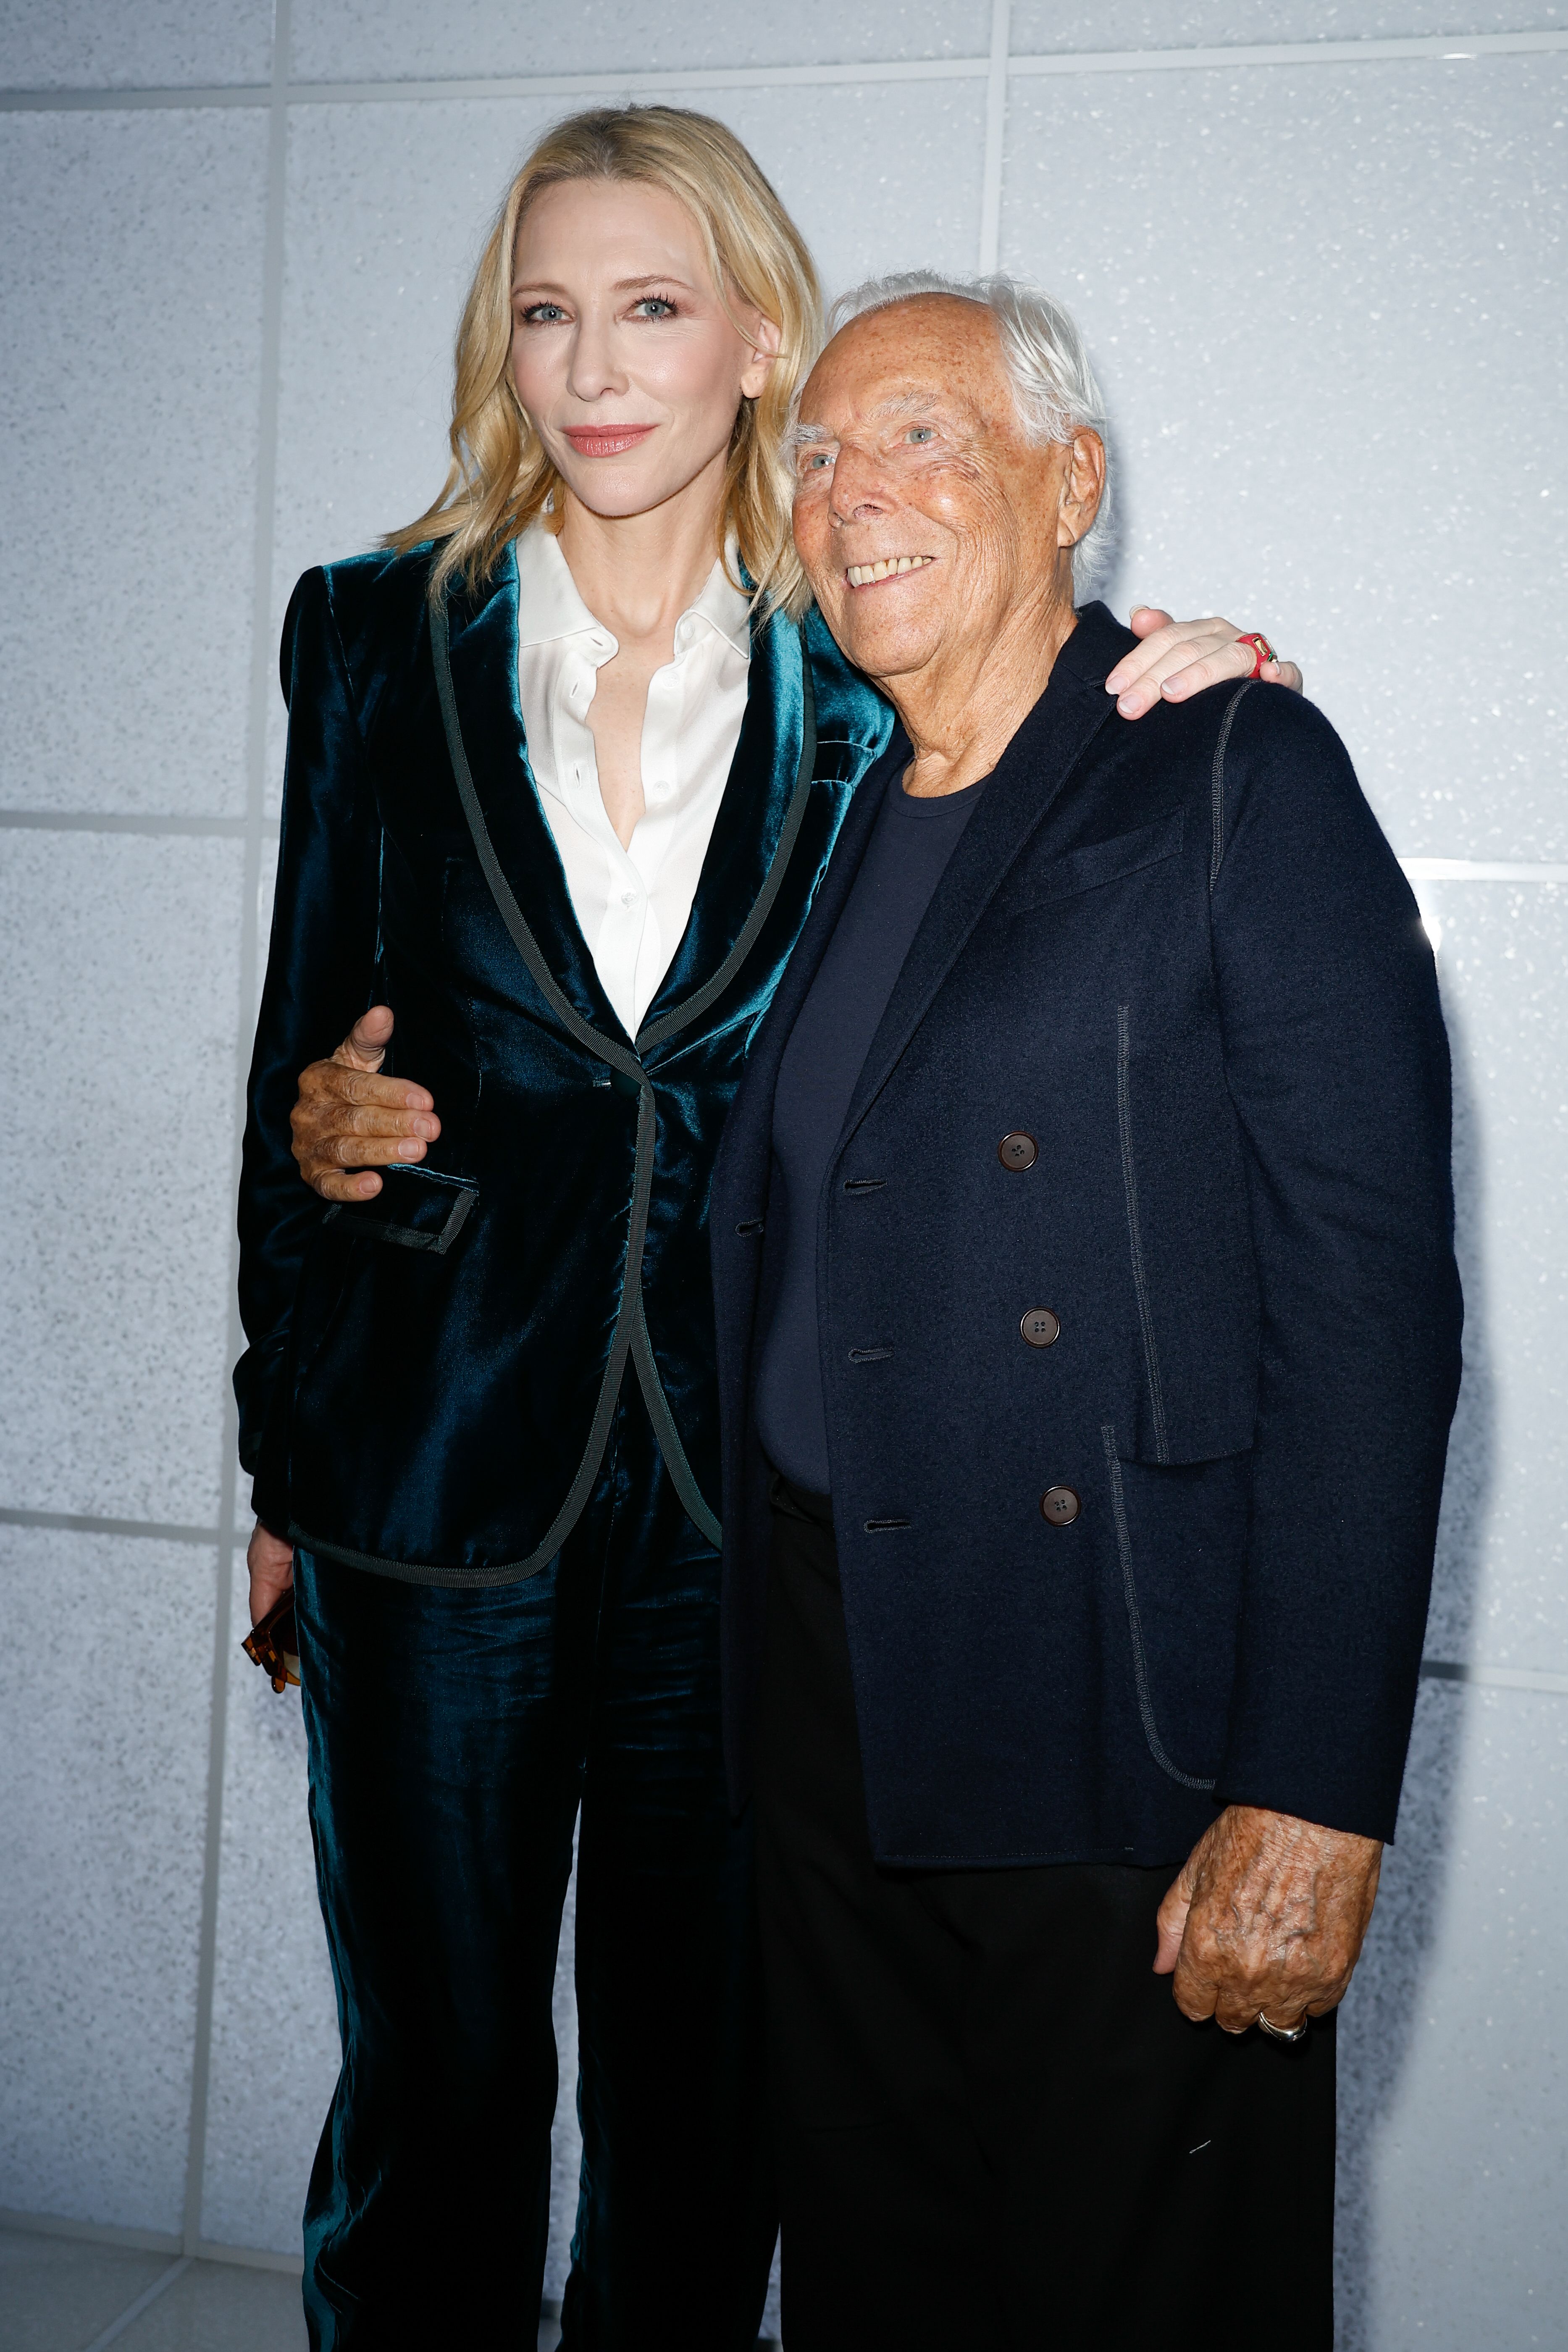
xmin=237 ymin=105 xmax=1296 ymax=2349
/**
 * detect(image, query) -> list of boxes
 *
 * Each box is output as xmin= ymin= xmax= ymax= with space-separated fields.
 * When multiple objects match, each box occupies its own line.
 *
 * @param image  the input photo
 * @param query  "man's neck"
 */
xmin=888 ymin=591 xmax=1079 ymax=799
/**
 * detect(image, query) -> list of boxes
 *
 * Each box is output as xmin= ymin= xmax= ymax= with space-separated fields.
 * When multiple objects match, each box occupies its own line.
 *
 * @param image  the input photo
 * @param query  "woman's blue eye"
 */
xmin=520 ymin=303 xmax=567 ymax=325
xmin=633 ymin=297 xmax=678 ymax=319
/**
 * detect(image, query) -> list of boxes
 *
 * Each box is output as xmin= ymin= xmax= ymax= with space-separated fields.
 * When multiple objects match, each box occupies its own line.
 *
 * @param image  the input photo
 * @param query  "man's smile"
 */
xmin=845 ymin=555 xmax=938 ymax=589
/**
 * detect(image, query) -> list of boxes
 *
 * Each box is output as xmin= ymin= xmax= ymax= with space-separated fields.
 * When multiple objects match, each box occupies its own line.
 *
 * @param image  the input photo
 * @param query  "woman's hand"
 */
xmin=1105 ymin=608 xmax=1304 ymax=720
xmin=291 ymin=1006 xmax=441 ymax=1203
xmin=247 ymin=1521 xmax=295 ymax=1626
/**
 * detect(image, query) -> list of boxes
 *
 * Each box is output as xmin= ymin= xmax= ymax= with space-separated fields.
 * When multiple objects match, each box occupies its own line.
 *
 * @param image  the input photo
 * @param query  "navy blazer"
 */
xmin=711 ymin=603 xmax=1462 ymax=1865
xmin=235 ymin=541 xmax=891 ymax=1579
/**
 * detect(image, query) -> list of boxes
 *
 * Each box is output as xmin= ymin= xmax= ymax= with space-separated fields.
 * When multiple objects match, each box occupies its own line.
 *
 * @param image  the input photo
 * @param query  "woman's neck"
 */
xmin=556 ymin=447 xmax=730 ymax=657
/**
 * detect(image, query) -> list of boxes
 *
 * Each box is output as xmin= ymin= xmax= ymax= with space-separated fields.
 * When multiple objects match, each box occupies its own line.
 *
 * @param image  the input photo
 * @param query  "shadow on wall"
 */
xmin=1332 ymin=967 xmax=1491 ymax=2352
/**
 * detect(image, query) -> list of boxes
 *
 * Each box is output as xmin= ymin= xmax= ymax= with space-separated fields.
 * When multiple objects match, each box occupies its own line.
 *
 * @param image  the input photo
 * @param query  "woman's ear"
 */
xmin=740 ymin=314 xmax=783 ymax=399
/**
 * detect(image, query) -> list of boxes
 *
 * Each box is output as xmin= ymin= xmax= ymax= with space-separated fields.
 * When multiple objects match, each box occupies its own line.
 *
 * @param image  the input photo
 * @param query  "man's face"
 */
xmin=791 ymin=296 xmax=1093 ymax=689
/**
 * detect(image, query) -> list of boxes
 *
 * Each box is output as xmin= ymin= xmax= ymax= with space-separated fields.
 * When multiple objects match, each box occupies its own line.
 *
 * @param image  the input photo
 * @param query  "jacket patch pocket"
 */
xmin=1002 ymin=808 xmax=1185 ymax=918
xmin=323 ymin=1164 xmax=479 ymax=1255
xmin=1102 ymin=1426 xmax=1250 ymax=1791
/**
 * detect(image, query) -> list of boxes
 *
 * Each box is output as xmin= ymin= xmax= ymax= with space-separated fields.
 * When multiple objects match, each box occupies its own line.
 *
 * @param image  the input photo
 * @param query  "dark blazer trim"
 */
xmin=1209 ymin=680 xmax=1254 ymax=889
xmin=637 ymin=647 xmax=817 ymax=1054
xmin=1115 ymin=1004 xmax=1170 ymax=1461
xmin=431 ymin=594 xmax=647 ymax=1087
xmin=629 ymin=1291 xmax=722 ymax=1550
xmin=430 ymin=593 xmax=819 ymax=1558
xmin=1100 ymin=1426 xmax=1217 ymax=1792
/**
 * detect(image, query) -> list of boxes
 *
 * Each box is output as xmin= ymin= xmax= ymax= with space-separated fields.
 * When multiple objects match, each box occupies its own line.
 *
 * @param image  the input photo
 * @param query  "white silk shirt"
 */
xmin=515 ymin=523 xmax=752 ymax=1038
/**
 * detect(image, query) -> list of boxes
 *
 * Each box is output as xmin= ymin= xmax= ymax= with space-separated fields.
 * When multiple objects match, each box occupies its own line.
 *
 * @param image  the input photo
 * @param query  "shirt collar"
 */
xmin=514 ymin=520 xmax=752 ymax=660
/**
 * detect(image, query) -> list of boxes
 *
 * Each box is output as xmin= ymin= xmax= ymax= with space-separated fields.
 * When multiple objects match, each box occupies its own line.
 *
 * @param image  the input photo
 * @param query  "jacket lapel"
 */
xmin=638 ymin=600 xmax=809 ymax=1037
xmin=443 ymin=539 xmax=627 ymax=1039
xmin=711 ymin=735 xmax=901 ymax=1219
xmin=837 ymin=606 xmax=1129 ymax=1149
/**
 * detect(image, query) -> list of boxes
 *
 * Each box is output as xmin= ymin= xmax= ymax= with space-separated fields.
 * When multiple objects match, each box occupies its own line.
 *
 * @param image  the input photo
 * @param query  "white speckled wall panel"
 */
xmin=1423 ymin=885 xmax=1568 ymax=1671
xmin=289 ymin=0 xmax=991 ymax=82
xmin=0 ymin=110 xmax=268 ymax=815
xmin=999 ymin=58 xmax=1567 ymax=860
xmin=266 ymin=81 xmax=985 ymax=810
xmin=0 ymin=833 xmax=243 ymax=1525
xmin=1337 ymin=1679 xmax=1568 ymax=2350
xmin=0 ymin=1 xmax=274 ymax=90
xmin=1011 ymin=2 xmax=1567 ymax=50
xmin=0 ymin=1526 xmax=215 ymax=2233
xmin=4 ymin=10 xmax=1567 ymax=2341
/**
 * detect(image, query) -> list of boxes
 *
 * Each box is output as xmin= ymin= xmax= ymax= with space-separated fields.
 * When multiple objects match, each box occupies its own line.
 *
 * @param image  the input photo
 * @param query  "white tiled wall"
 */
xmin=2 ymin=9 xmax=1564 ymax=2346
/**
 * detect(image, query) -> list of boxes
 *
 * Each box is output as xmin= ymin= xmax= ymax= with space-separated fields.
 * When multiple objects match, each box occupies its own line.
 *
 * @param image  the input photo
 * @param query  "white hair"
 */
xmin=828 ymin=270 xmax=1114 ymax=596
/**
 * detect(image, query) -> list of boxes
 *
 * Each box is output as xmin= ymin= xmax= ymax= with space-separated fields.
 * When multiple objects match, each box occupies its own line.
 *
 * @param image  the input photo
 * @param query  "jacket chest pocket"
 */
xmin=322 ymin=1163 xmax=479 ymax=1254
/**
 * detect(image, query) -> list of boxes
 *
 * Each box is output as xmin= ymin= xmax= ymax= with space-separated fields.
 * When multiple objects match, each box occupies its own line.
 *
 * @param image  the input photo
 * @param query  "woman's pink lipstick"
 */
xmin=561 ymin=424 xmax=658 ymax=458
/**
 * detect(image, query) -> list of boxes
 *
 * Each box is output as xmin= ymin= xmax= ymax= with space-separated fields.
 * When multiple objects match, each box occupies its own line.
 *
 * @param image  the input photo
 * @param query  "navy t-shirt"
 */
xmin=755 ymin=736 xmax=990 ymax=1494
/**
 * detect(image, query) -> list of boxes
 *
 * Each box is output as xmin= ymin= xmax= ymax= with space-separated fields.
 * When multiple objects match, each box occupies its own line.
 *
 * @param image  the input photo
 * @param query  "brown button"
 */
xmin=1021 ymin=1308 xmax=1061 ymax=1349
xmin=999 ymin=1131 xmax=1038 ymax=1170
xmin=1040 ymin=1485 xmax=1081 ymax=1527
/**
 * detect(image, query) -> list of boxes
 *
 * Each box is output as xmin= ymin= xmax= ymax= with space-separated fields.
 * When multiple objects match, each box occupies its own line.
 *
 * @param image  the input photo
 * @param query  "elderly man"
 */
xmin=709 ymin=274 xmax=1462 ymax=2349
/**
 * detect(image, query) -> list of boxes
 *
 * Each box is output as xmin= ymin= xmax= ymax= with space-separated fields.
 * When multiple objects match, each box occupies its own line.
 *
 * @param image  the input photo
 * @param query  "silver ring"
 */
xmin=1256 ymin=2013 xmax=1308 ymax=2045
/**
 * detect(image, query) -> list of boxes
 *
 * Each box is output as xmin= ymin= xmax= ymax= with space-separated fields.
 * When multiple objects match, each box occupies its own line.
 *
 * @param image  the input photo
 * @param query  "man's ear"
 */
xmin=741 ymin=314 xmax=783 ymax=399
xmin=1058 ymin=427 xmax=1106 ymax=550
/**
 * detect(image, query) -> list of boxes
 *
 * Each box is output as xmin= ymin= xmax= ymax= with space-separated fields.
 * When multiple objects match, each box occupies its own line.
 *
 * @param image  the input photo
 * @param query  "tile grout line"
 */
xmin=1 ymin=28 xmax=1565 ymax=111
xmin=0 ymin=1506 xmax=225 ymax=1543
xmin=179 ymin=0 xmax=292 ymax=2265
xmin=977 ymin=0 xmax=1011 ymax=274
xmin=0 ymin=810 xmax=278 ymax=836
xmin=81 ymin=2257 xmax=192 ymax=2351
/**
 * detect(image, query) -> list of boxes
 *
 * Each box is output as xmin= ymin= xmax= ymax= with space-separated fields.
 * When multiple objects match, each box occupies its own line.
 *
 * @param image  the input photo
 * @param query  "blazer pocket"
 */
xmin=1002 ymin=808 xmax=1184 ymax=917
xmin=323 ymin=1163 xmax=479 ymax=1255
xmin=1102 ymin=1425 xmax=1250 ymax=1791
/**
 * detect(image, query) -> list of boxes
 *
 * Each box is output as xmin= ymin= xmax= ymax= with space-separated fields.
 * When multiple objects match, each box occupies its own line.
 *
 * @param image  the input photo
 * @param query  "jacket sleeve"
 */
xmin=1208 ymin=685 xmax=1463 ymax=1843
xmin=234 ymin=568 xmax=383 ymax=1531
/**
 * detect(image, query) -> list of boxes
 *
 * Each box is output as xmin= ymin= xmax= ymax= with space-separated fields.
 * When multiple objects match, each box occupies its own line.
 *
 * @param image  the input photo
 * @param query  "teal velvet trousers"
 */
xmin=293 ymin=1394 xmax=775 ymax=2349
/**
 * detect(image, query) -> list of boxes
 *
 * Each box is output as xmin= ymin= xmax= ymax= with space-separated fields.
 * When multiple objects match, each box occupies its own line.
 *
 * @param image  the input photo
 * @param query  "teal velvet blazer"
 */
xmin=235 ymin=540 xmax=892 ymax=1580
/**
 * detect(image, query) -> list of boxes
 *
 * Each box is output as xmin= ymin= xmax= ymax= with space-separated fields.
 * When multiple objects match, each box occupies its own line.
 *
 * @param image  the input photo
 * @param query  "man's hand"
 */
xmin=1154 ymin=1804 xmax=1382 ymax=2034
xmin=290 ymin=1006 xmax=441 ymax=1203
xmin=247 ymin=1520 xmax=295 ymax=1626
xmin=1105 ymin=609 xmax=1305 ymax=720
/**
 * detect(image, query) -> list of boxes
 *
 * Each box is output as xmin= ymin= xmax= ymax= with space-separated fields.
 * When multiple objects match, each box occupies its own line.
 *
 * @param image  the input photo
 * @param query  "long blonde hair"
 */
xmin=387 ymin=105 xmax=821 ymax=610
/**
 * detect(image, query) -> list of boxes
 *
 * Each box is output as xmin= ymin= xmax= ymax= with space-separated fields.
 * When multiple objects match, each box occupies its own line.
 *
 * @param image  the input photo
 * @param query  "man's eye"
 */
xmin=801 ymin=452 xmax=833 ymax=473
xmin=906 ymin=426 xmax=935 ymax=444
xmin=519 ymin=303 xmax=567 ymax=326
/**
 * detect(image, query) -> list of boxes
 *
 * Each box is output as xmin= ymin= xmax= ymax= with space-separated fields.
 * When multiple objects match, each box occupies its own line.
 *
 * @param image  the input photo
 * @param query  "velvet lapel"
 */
xmin=636 ymin=599 xmax=808 ymax=1049
xmin=712 ymin=735 xmax=899 ymax=1217
xmin=443 ymin=538 xmax=627 ymax=1041
xmin=837 ymin=605 xmax=1126 ymax=1151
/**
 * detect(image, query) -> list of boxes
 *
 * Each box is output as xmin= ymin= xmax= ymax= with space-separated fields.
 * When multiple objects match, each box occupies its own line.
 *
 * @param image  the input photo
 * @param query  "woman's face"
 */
xmin=511 ymin=177 xmax=778 ymax=521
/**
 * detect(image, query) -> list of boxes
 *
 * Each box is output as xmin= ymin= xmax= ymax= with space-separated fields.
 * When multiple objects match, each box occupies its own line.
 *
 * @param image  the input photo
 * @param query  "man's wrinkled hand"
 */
xmin=1105 ymin=609 xmax=1305 ymax=720
xmin=1153 ymin=1804 xmax=1382 ymax=2035
xmin=290 ymin=1006 xmax=441 ymax=1203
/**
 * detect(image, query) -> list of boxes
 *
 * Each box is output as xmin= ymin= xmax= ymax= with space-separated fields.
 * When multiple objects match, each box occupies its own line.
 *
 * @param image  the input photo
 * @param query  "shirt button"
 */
xmin=621 ymin=890 xmax=638 ymax=907
xmin=1021 ymin=1308 xmax=1061 ymax=1348
xmin=999 ymin=1132 xmax=1038 ymax=1170
xmin=1040 ymin=1485 xmax=1081 ymax=1527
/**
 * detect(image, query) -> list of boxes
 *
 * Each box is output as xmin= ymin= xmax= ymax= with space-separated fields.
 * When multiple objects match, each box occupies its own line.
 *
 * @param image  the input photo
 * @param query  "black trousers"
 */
xmin=292 ymin=1395 xmax=773 ymax=2352
xmin=754 ymin=1477 xmax=1336 ymax=2351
